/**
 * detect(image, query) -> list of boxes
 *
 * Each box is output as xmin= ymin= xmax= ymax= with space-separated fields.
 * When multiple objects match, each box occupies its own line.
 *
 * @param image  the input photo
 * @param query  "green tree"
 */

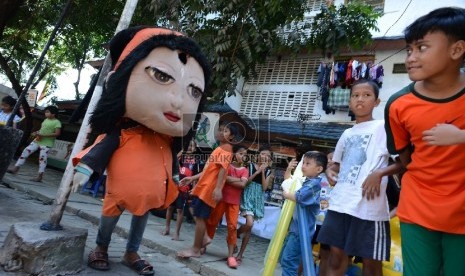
xmin=307 ymin=1 xmax=381 ymax=56
xmin=148 ymin=0 xmax=380 ymax=100
xmin=148 ymin=0 xmax=309 ymax=100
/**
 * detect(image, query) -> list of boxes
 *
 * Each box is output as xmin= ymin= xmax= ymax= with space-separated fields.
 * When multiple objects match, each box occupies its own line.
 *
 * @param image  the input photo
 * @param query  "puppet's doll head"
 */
xmin=90 ymin=26 xmax=211 ymax=145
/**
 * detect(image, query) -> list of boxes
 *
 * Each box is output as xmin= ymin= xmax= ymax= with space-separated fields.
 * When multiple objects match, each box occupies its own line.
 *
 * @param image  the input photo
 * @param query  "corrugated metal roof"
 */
xmin=204 ymin=103 xmax=352 ymax=141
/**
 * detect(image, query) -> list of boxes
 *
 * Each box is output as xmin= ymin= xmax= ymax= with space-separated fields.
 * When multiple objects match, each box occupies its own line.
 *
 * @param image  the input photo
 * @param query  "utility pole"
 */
xmin=43 ymin=0 xmax=140 ymax=230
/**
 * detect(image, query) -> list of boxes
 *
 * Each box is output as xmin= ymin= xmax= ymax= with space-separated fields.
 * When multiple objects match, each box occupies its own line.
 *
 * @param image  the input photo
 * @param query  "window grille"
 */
xmin=247 ymin=56 xmax=320 ymax=85
xmin=240 ymin=90 xmax=319 ymax=120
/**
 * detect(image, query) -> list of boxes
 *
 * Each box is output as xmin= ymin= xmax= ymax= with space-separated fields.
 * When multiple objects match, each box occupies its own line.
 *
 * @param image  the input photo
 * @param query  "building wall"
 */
xmin=233 ymin=0 xmax=465 ymax=124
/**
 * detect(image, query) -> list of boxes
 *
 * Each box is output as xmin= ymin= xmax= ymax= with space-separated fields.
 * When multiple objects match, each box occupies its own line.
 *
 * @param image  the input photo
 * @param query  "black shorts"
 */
xmin=317 ymin=210 xmax=390 ymax=261
xmin=191 ymin=197 xmax=212 ymax=219
xmin=312 ymin=225 xmax=330 ymax=250
xmin=170 ymin=192 xmax=189 ymax=210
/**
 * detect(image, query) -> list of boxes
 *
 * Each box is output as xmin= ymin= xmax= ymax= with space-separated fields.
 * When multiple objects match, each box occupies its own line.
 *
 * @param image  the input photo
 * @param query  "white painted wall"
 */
xmin=230 ymin=0 xmax=465 ymax=123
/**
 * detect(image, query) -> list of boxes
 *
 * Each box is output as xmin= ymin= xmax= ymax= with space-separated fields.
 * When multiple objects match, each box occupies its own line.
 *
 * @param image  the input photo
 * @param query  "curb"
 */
xmin=2 ymin=178 xmax=228 ymax=276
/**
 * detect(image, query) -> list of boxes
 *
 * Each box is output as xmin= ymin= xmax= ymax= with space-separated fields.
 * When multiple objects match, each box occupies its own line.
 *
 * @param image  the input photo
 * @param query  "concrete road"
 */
xmin=0 ymin=184 xmax=199 ymax=276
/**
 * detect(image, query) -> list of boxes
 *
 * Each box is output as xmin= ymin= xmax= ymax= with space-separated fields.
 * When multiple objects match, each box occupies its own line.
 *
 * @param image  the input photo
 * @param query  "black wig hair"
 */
xmin=90 ymin=26 xmax=211 ymax=153
xmin=404 ymin=7 xmax=465 ymax=44
xmin=303 ymin=151 xmax=328 ymax=172
xmin=350 ymin=79 xmax=380 ymax=99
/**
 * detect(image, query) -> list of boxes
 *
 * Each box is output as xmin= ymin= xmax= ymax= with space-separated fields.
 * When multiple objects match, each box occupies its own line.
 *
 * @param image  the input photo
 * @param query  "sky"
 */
xmin=0 ymin=64 xmax=97 ymax=106
xmin=40 ymin=64 xmax=98 ymax=105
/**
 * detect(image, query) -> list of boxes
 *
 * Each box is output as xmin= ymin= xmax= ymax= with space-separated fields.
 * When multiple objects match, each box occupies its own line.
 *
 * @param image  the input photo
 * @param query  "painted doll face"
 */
xmin=125 ymin=47 xmax=205 ymax=137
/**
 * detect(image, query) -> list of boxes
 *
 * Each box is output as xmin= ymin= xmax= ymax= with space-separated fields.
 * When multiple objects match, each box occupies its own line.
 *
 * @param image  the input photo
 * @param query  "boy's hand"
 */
xmin=287 ymin=158 xmax=298 ymax=171
xmin=326 ymin=168 xmax=338 ymax=183
xmin=180 ymin=176 xmax=193 ymax=186
xmin=423 ymin=123 xmax=465 ymax=145
xmin=212 ymin=187 xmax=222 ymax=202
xmin=361 ymin=170 xmax=382 ymax=200
xmin=282 ymin=189 xmax=296 ymax=201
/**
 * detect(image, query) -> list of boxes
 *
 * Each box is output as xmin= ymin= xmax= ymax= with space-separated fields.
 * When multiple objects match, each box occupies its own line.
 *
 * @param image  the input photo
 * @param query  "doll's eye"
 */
xmin=145 ymin=66 xmax=174 ymax=84
xmin=189 ymin=85 xmax=204 ymax=100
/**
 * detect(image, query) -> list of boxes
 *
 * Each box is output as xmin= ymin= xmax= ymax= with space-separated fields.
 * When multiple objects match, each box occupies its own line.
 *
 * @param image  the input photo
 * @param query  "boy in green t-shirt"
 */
xmin=8 ymin=106 xmax=61 ymax=182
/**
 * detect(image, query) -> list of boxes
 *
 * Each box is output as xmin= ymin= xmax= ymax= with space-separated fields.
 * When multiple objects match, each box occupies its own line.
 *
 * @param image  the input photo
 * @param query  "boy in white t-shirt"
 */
xmin=317 ymin=79 xmax=402 ymax=276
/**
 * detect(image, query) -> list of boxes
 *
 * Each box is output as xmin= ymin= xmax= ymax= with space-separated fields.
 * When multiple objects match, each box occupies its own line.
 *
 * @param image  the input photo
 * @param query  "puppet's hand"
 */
xmin=72 ymin=163 xmax=93 ymax=193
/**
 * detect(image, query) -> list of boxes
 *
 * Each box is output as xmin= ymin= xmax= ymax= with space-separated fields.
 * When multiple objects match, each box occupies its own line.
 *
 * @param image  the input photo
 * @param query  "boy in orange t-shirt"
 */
xmin=384 ymin=7 xmax=465 ymax=276
xmin=177 ymin=121 xmax=238 ymax=258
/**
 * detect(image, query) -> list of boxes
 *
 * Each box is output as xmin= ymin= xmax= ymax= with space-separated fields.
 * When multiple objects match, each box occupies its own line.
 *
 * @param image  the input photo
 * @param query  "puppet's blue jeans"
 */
xmin=96 ymin=212 xmax=149 ymax=252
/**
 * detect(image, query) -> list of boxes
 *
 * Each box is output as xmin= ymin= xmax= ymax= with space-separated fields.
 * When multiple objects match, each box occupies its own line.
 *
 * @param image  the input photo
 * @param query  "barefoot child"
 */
xmin=177 ymin=121 xmax=238 ymax=258
xmin=205 ymin=144 xmax=249 ymax=268
xmin=162 ymin=139 xmax=200 ymax=240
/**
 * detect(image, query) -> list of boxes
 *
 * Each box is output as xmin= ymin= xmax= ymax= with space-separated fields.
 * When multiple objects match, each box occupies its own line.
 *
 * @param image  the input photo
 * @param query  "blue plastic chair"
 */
xmin=81 ymin=175 xmax=106 ymax=197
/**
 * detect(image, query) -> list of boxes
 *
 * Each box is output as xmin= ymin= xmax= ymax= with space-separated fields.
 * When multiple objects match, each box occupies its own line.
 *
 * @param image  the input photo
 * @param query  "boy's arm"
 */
xmin=226 ymin=176 xmax=247 ymax=188
xmin=362 ymin=159 xmax=405 ymax=200
xmin=283 ymin=179 xmax=320 ymax=205
xmin=180 ymin=171 xmax=203 ymax=186
xmin=282 ymin=189 xmax=296 ymax=202
xmin=284 ymin=158 xmax=298 ymax=179
xmin=423 ymin=123 xmax=465 ymax=145
xmin=212 ymin=166 xmax=226 ymax=202
xmin=326 ymin=162 xmax=340 ymax=183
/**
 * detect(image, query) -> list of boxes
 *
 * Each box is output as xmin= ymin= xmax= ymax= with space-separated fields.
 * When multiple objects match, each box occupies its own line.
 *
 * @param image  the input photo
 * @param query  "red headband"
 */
xmin=114 ymin=28 xmax=183 ymax=70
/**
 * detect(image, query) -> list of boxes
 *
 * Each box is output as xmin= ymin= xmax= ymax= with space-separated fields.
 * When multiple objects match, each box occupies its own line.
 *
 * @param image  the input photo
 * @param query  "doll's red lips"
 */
xmin=164 ymin=112 xmax=180 ymax=122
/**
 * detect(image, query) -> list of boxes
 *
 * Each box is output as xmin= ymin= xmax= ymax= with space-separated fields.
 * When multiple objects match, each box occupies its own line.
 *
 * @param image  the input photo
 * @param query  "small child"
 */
xmin=0 ymin=96 xmax=21 ymax=128
xmin=8 ymin=106 xmax=61 ymax=182
xmin=317 ymin=79 xmax=402 ymax=276
xmin=385 ymin=7 xmax=465 ymax=275
xmin=177 ymin=121 xmax=238 ymax=258
xmin=162 ymin=139 xmax=201 ymax=240
xmin=280 ymin=151 xmax=328 ymax=276
xmin=205 ymin=144 xmax=249 ymax=268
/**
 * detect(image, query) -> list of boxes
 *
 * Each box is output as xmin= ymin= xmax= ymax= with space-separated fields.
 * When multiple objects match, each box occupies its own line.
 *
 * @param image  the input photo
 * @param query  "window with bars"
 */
xmin=240 ymin=90 xmax=319 ymax=120
xmin=247 ymin=56 xmax=320 ymax=85
xmin=241 ymin=56 xmax=321 ymax=120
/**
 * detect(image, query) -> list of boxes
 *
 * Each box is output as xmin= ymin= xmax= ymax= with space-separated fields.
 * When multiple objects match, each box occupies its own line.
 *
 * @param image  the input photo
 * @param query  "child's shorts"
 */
xmin=317 ymin=210 xmax=390 ymax=261
xmin=171 ymin=192 xmax=189 ymax=210
xmin=191 ymin=197 xmax=212 ymax=219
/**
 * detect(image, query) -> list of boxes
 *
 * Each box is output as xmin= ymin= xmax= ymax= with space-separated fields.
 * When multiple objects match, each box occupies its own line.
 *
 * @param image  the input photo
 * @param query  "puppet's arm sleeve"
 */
xmin=74 ymin=129 xmax=120 ymax=176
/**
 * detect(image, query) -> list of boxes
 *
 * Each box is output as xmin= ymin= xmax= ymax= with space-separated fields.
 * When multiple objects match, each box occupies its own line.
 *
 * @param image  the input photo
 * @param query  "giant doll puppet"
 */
xmin=71 ymin=26 xmax=210 ymax=275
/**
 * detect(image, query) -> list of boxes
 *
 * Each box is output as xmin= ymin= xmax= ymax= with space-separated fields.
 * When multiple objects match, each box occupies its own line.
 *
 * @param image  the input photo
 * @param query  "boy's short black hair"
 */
xmin=303 ymin=151 xmax=328 ymax=172
xmin=44 ymin=105 xmax=59 ymax=116
xmin=2 ymin=96 xmax=17 ymax=107
xmin=404 ymin=7 xmax=465 ymax=44
xmin=350 ymin=79 xmax=380 ymax=99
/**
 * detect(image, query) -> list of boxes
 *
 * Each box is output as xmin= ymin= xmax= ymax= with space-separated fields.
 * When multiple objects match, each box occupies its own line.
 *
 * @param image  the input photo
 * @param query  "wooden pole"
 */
xmin=43 ymin=0 xmax=140 ymax=230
